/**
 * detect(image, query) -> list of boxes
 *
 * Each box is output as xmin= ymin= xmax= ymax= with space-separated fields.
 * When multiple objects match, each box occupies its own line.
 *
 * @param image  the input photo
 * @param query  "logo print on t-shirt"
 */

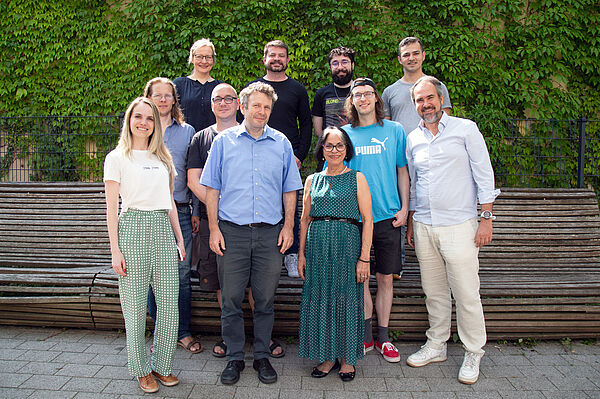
xmin=371 ymin=137 xmax=388 ymax=151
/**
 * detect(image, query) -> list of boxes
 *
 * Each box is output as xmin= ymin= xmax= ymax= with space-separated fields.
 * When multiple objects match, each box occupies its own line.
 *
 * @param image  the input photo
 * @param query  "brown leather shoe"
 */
xmin=151 ymin=371 xmax=179 ymax=387
xmin=138 ymin=373 xmax=159 ymax=393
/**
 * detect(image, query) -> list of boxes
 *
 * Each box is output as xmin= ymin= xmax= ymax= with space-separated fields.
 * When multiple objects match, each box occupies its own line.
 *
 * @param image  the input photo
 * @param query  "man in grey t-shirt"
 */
xmin=382 ymin=37 xmax=452 ymax=133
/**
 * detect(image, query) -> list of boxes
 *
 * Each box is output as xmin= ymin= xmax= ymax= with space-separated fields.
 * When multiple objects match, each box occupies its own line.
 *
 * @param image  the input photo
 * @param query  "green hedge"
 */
xmin=2 ymin=0 xmax=600 ymax=185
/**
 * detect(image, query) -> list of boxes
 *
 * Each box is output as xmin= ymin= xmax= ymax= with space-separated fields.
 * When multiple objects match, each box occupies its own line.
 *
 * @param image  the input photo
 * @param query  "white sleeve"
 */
xmin=103 ymin=150 xmax=121 ymax=183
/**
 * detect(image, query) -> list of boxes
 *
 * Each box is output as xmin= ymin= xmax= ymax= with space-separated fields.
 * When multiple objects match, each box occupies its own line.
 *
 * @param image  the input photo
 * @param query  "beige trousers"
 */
xmin=413 ymin=218 xmax=486 ymax=354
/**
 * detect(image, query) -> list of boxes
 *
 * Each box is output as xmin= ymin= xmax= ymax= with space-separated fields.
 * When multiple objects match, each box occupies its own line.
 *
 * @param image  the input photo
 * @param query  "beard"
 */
xmin=332 ymin=68 xmax=353 ymax=86
xmin=265 ymin=61 xmax=287 ymax=73
xmin=421 ymin=109 xmax=444 ymax=124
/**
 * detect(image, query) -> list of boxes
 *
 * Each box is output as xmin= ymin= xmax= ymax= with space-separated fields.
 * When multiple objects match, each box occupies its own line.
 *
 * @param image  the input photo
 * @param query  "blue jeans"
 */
xmin=148 ymin=205 xmax=193 ymax=341
xmin=217 ymin=220 xmax=283 ymax=361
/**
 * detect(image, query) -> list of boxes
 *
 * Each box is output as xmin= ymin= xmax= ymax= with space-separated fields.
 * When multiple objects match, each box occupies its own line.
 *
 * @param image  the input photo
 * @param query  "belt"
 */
xmin=175 ymin=201 xmax=190 ymax=208
xmin=312 ymin=216 xmax=359 ymax=226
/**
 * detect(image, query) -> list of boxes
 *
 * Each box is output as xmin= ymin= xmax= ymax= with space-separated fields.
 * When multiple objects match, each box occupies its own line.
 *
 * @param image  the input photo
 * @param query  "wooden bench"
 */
xmin=1 ymin=183 xmax=599 ymax=339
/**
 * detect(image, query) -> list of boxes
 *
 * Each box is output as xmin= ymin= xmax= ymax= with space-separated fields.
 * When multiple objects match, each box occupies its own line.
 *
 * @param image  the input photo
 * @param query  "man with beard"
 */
xmin=245 ymin=40 xmax=312 ymax=283
xmin=312 ymin=46 xmax=355 ymax=171
xmin=405 ymin=76 xmax=499 ymax=385
xmin=382 ymin=37 xmax=452 ymax=133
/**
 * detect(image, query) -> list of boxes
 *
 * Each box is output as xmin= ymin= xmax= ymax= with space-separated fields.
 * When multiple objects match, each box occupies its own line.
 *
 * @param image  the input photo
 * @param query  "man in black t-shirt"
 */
xmin=312 ymin=46 xmax=356 ymax=138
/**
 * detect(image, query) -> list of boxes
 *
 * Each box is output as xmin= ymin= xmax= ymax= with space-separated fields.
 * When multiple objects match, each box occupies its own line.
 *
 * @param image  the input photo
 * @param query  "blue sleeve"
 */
xmin=396 ymin=124 xmax=408 ymax=168
xmin=200 ymin=135 xmax=222 ymax=190
xmin=281 ymin=138 xmax=303 ymax=193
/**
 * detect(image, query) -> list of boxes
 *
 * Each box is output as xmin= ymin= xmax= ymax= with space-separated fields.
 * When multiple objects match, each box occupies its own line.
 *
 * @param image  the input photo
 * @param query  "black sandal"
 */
xmin=339 ymin=365 xmax=356 ymax=382
xmin=269 ymin=338 xmax=286 ymax=358
xmin=212 ymin=339 xmax=227 ymax=358
xmin=311 ymin=360 xmax=340 ymax=378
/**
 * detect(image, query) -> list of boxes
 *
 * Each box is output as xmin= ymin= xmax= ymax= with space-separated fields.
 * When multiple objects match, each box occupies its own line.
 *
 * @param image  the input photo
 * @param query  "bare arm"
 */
xmin=278 ymin=190 xmax=297 ymax=254
xmin=105 ymin=180 xmax=126 ymax=276
xmin=392 ymin=165 xmax=410 ymax=227
xmin=312 ymin=116 xmax=323 ymax=138
xmin=205 ymin=186 xmax=225 ymax=256
xmin=297 ymin=176 xmax=313 ymax=280
xmin=475 ymin=203 xmax=494 ymax=247
xmin=187 ymin=168 xmax=206 ymax=204
xmin=168 ymin=197 xmax=186 ymax=261
xmin=356 ymin=172 xmax=373 ymax=283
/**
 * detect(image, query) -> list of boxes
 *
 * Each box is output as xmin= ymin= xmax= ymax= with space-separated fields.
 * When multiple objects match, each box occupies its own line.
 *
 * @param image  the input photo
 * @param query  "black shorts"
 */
xmin=369 ymin=218 xmax=403 ymax=275
xmin=192 ymin=218 xmax=219 ymax=291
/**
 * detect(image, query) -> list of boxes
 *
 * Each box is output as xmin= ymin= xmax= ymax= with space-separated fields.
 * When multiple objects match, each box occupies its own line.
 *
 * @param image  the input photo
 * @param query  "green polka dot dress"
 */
xmin=298 ymin=170 xmax=364 ymax=365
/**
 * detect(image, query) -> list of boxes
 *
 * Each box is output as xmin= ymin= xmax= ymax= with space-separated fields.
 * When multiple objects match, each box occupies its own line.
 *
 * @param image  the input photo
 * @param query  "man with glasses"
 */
xmin=187 ymin=83 xmax=240 ymax=357
xmin=342 ymin=78 xmax=409 ymax=364
xmin=143 ymin=77 xmax=200 ymax=353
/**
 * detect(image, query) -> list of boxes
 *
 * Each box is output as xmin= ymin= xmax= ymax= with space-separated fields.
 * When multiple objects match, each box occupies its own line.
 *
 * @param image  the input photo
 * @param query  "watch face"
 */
xmin=482 ymin=211 xmax=492 ymax=218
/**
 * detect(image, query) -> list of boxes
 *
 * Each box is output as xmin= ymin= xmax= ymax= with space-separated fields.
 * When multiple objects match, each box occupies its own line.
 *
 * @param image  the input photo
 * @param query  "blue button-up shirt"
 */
xmin=406 ymin=113 xmax=500 ymax=227
xmin=163 ymin=118 xmax=195 ymax=203
xmin=200 ymin=124 xmax=303 ymax=226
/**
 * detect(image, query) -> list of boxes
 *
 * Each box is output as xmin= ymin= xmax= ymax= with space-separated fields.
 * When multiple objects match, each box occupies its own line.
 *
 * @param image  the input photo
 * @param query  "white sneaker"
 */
xmin=458 ymin=351 xmax=483 ymax=384
xmin=406 ymin=343 xmax=447 ymax=367
xmin=284 ymin=254 xmax=299 ymax=277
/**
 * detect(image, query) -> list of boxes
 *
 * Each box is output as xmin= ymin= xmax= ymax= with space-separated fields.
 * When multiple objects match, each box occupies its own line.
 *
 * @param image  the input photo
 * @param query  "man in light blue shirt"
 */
xmin=405 ymin=76 xmax=500 ymax=385
xmin=201 ymin=82 xmax=302 ymax=385
xmin=144 ymin=77 xmax=199 ymax=354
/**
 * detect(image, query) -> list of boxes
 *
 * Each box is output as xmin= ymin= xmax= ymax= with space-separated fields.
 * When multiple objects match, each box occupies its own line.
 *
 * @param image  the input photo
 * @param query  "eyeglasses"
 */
xmin=151 ymin=94 xmax=174 ymax=101
xmin=352 ymin=91 xmax=375 ymax=100
xmin=212 ymin=96 xmax=237 ymax=104
xmin=331 ymin=59 xmax=351 ymax=68
xmin=194 ymin=54 xmax=214 ymax=61
xmin=323 ymin=143 xmax=346 ymax=152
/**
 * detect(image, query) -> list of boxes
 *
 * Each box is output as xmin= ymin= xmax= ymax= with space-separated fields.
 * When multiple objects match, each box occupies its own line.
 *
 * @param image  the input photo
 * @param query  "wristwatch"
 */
xmin=480 ymin=210 xmax=496 ymax=221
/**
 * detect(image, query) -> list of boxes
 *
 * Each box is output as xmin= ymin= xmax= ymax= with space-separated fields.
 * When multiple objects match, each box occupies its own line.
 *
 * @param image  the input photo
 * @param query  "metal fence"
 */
xmin=1 ymin=115 xmax=599 ymax=193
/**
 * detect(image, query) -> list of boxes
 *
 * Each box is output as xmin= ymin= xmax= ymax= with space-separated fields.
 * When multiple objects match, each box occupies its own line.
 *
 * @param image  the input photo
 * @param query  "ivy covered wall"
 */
xmin=2 ymin=0 xmax=599 ymax=121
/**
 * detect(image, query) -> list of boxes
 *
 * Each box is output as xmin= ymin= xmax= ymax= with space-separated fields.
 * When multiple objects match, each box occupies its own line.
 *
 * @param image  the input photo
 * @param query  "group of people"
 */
xmin=104 ymin=36 xmax=499 ymax=394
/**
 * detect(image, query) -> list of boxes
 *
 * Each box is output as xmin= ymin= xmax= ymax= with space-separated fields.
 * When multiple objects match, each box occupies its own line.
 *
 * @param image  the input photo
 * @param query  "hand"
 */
xmin=392 ymin=208 xmax=408 ymax=227
xmin=406 ymin=219 xmax=415 ymax=248
xmin=111 ymin=249 xmax=127 ymax=277
xmin=209 ymin=227 xmax=226 ymax=256
xmin=298 ymin=254 xmax=306 ymax=280
xmin=474 ymin=219 xmax=493 ymax=247
xmin=176 ymin=240 xmax=186 ymax=261
xmin=356 ymin=260 xmax=369 ymax=283
xmin=277 ymin=225 xmax=294 ymax=254
xmin=294 ymin=155 xmax=302 ymax=170
xmin=191 ymin=216 xmax=200 ymax=233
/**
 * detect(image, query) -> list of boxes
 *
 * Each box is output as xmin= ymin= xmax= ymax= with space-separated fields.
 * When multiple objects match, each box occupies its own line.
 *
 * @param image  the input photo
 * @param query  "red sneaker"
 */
xmin=376 ymin=340 xmax=400 ymax=363
xmin=364 ymin=339 xmax=374 ymax=354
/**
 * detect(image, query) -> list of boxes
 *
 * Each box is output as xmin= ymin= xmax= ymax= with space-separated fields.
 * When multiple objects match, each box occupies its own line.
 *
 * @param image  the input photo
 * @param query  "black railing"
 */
xmin=1 ymin=115 xmax=599 ymax=194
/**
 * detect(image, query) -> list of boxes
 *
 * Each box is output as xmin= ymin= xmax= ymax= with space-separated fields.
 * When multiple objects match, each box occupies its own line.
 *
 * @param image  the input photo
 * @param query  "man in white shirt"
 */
xmin=405 ymin=76 xmax=500 ymax=385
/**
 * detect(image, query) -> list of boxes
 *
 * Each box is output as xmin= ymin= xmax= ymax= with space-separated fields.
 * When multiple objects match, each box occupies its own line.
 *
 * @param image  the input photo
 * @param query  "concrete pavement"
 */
xmin=0 ymin=326 xmax=599 ymax=398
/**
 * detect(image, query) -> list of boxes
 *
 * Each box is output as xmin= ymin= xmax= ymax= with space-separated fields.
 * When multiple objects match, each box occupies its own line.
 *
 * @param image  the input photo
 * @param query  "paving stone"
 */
xmin=367 ymin=392 xmax=412 ymax=399
xmin=560 ymin=354 xmax=600 ymax=366
xmin=88 ymin=354 xmax=128 ymax=366
xmin=0 ymin=386 xmax=34 ymax=398
xmin=487 ymin=355 xmax=533 ymax=366
xmin=16 ymin=349 xmax=61 ymax=362
xmin=0 ymin=359 xmax=28 ymax=372
xmin=20 ymin=374 xmax=71 ymax=390
xmin=188 ymin=384 xmax=237 ymax=399
xmin=401 ymin=363 xmax=445 ymax=378
xmin=555 ymin=364 xmax=600 ymax=379
xmin=14 ymin=328 xmax=64 ymax=340
xmin=342 ymin=376 xmax=386 ymax=391
xmin=527 ymin=355 xmax=570 ymax=366
xmin=15 ymin=340 xmax=57 ymax=351
xmin=28 ymin=390 xmax=76 ymax=399
xmin=53 ymin=352 xmax=97 ymax=364
xmin=61 ymin=376 xmax=111 ymax=392
xmin=324 ymin=391 xmax=368 ymax=399
xmin=508 ymin=377 xmax=557 ymax=391
xmin=542 ymin=391 xmax=592 ymax=398
xmin=0 ymin=349 xmax=27 ymax=361
xmin=172 ymin=357 xmax=207 ymax=371
xmin=584 ymin=390 xmax=600 ymax=399
xmin=83 ymin=343 xmax=125 ymax=354
xmin=0 ymin=338 xmax=25 ymax=349
xmin=102 ymin=378 xmax=142 ymax=395
xmin=498 ymin=392 xmax=546 ymax=399
xmin=150 ymin=382 xmax=194 ymax=398
xmin=94 ymin=365 xmax=132 ymax=380
xmin=56 ymin=363 xmax=103 ymax=377
xmin=204 ymin=359 xmax=229 ymax=372
xmin=425 ymin=377 xmax=474 ymax=392
xmin=456 ymin=392 xmax=502 ymax=399
xmin=51 ymin=342 xmax=92 ymax=353
xmin=0 ymin=372 xmax=32 ymax=388
xmin=73 ymin=393 xmax=119 ymax=399
xmin=301 ymin=375 xmax=345 ymax=391
xmin=383 ymin=376 xmax=429 ymax=391
xmin=516 ymin=365 xmax=564 ymax=378
xmin=233 ymin=386 xmax=280 ymax=398
xmin=176 ymin=370 xmax=220 ymax=384
xmin=0 ymin=327 xmax=30 ymax=338
xmin=282 ymin=362 xmax=313 ymax=376
xmin=18 ymin=361 xmax=65 ymax=375
xmin=257 ymin=374 xmax=301 ymax=389
xmin=361 ymin=363 xmax=404 ymax=378
xmin=79 ymin=332 xmax=123 ymax=344
xmin=546 ymin=376 xmax=598 ymax=391
xmin=471 ymin=377 xmax=515 ymax=392
xmin=411 ymin=393 xmax=457 ymax=399
xmin=481 ymin=366 xmax=524 ymax=378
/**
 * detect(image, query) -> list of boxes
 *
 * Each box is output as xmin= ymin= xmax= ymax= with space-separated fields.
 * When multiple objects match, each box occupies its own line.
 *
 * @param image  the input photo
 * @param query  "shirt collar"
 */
xmin=417 ymin=111 xmax=449 ymax=137
xmin=236 ymin=123 xmax=275 ymax=141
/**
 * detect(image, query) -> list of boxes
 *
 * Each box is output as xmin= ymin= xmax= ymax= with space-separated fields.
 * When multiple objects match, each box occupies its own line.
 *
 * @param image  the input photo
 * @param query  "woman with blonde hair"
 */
xmin=104 ymin=97 xmax=185 ymax=394
xmin=174 ymin=38 xmax=223 ymax=131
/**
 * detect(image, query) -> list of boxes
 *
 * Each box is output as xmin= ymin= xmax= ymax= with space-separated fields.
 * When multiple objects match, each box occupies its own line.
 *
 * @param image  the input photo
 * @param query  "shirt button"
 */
xmin=254 ymin=168 xmax=257 ymax=171
xmin=255 ymin=182 xmax=258 ymax=185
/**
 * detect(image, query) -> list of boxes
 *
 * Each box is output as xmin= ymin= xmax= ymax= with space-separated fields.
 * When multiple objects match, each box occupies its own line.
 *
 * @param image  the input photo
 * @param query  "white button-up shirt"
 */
xmin=406 ymin=113 xmax=500 ymax=227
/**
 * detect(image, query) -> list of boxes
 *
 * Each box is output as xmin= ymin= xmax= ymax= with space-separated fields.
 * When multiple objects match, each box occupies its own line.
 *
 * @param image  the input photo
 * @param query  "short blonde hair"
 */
xmin=188 ymin=38 xmax=216 ymax=64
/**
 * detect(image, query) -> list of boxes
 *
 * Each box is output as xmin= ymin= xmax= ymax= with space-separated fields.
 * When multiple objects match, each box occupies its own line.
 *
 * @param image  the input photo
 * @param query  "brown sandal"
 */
xmin=178 ymin=338 xmax=203 ymax=354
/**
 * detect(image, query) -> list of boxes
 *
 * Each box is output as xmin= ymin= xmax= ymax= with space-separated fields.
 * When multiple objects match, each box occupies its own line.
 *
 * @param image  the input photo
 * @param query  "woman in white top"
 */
xmin=104 ymin=97 xmax=185 ymax=394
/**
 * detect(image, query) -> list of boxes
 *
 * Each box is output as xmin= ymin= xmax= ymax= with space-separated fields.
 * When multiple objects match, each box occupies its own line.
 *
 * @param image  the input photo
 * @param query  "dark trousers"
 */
xmin=217 ymin=220 xmax=283 ymax=361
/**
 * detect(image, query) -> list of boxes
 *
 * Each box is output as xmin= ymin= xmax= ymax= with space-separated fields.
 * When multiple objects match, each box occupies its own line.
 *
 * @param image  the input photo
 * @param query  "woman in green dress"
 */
xmin=298 ymin=126 xmax=373 ymax=381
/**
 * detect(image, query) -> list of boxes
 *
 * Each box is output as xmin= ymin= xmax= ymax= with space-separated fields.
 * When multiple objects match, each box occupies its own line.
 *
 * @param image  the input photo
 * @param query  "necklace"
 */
xmin=326 ymin=166 xmax=347 ymax=176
